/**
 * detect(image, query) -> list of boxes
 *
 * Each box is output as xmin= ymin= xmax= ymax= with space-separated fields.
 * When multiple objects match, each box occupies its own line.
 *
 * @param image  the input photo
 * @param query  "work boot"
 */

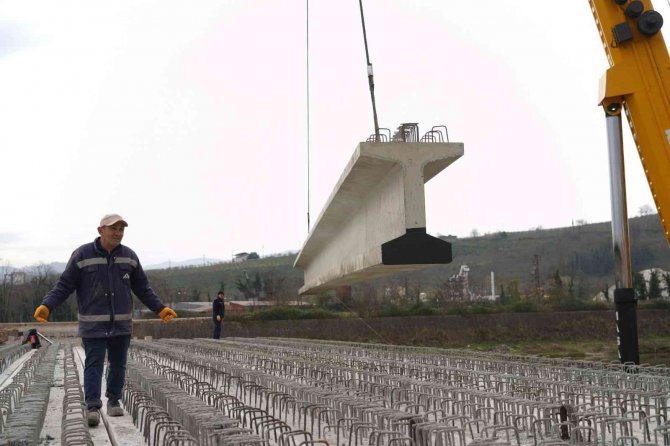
xmin=107 ymin=400 xmax=124 ymax=417
xmin=87 ymin=408 xmax=100 ymax=427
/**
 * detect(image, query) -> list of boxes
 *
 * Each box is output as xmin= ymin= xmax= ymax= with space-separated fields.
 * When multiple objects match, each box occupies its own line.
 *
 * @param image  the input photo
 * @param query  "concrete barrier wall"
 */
xmin=131 ymin=310 xmax=670 ymax=345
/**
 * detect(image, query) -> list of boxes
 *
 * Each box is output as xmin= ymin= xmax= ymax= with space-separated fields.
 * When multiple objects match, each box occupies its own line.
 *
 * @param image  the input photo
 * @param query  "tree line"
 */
xmin=0 ymin=265 xmax=78 ymax=323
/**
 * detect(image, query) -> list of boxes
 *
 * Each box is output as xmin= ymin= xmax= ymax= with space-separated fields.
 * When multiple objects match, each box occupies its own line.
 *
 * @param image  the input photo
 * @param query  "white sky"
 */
xmin=0 ymin=0 xmax=661 ymax=268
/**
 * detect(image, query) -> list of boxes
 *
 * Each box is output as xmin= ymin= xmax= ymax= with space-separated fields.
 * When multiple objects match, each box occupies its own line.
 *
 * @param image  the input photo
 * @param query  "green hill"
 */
xmin=146 ymin=214 xmax=670 ymax=302
xmin=436 ymin=214 xmax=670 ymax=298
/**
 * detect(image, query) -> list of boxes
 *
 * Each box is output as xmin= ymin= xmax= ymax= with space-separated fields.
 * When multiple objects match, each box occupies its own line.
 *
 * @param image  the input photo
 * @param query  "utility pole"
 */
xmin=490 ymin=271 xmax=495 ymax=299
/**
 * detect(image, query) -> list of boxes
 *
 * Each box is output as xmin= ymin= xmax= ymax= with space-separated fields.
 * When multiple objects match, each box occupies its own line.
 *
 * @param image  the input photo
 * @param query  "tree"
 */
xmin=633 ymin=272 xmax=647 ymax=300
xmin=262 ymin=270 xmax=287 ymax=302
xmin=470 ymin=229 xmax=480 ymax=238
xmin=235 ymin=271 xmax=263 ymax=300
xmin=638 ymin=204 xmax=654 ymax=216
xmin=582 ymin=244 xmax=614 ymax=276
xmin=146 ymin=274 xmax=174 ymax=306
xmin=547 ymin=270 xmax=566 ymax=302
xmin=499 ymin=284 xmax=507 ymax=304
xmin=351 ymin=282 xmax=377 ymax=317
xmin=648 ymin=270 xmax=661 ymax=299
xmin=190 ymin=288 xmax=201 ymax=301
xmin=601 ymin=285 xmax=610 ymax=302
xmin=235 ymin=273 xmax=253 ymax=299
xmin=574 ymin=274 xmax=589 ymax=300
xmin=30 ymin=264 xmax=77 ymax=321
xmin=0 ymin=275 xmax=9 ymax=322
xmin=506 ymin=279 xmax=521 ymax=301
xmin=567 ymin=277 xmax=574 ymax=300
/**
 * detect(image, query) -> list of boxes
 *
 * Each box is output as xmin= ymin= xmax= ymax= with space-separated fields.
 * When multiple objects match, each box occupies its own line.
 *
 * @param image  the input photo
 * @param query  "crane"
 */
xmin=590 ymin=0 xmax=670 ymax=364
xmin=295 ymin=0 xmax=668 ymax=366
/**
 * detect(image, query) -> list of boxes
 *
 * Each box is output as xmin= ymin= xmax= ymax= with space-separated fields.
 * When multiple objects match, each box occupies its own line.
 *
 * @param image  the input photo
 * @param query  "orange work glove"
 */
xmin=216 ymin=315 xmax=221 ymax=322
xmin=34 ymin=305 xmax=50 ymax=323
xmin=158 ymin=307 xmax=177 ymax=321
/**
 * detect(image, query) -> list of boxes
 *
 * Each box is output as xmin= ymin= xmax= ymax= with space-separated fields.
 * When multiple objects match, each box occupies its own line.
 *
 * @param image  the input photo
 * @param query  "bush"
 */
xmin=639 ymin=299 xmax=670 ymax=310
xmin=320 ymin=302 xmax=350 ymax=312
xmin=465 ymin=302 xmax=499 ymax=315
xmin=443 ymin=302 xmax=499 ymax=316
xmin=550 ymin=299 xmax=611 ymax=311
xmin=506 ymin=299 xmax=537 ymax=313
xmin=375 ymin=302 xmax=437 ymax=317
xmin=375 ymin=304 xmax=406 ymax=317
xmin=238 ymin=306 xmax=339 ymax=321
xmin=407 ymin=302 xmax=437 ymax=316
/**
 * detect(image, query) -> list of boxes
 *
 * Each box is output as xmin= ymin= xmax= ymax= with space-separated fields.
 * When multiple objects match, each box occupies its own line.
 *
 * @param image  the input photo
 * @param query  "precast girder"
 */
xmin=294 ymin=141 xmax=463 ymax=295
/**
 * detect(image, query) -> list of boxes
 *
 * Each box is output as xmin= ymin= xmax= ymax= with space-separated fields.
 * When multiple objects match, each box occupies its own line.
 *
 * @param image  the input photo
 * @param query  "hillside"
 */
xmin=145 ymin=214 xmax=670 ymax=301
xmin=144 ymin=257 xmax=223 ymax=270
xmin=436 ymin=214 xmax=670 ymax=296
xmin=146 ymin=254 xmax=303 ymax=302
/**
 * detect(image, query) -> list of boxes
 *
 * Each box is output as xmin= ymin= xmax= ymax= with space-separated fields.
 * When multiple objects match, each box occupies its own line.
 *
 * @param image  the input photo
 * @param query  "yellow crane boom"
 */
xmin=590 ymin=0 xmax=670 ymax=243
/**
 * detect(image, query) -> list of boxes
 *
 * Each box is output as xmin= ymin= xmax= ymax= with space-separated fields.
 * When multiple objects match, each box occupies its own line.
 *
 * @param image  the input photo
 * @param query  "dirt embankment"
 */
xmin=2 ymin=310 xmax=668 ymax=347
xmin=133 ymin=309 xmax=670 ymax=346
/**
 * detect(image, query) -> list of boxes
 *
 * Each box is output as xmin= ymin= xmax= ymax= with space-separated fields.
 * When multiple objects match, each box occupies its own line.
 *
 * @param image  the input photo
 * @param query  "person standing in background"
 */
xmin=212 ymin=290 xmax=225 ymax=339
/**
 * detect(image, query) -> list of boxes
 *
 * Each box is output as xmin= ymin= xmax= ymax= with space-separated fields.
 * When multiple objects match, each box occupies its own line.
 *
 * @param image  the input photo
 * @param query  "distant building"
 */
xmin=232 ymin=252 xmax=260 ymax=263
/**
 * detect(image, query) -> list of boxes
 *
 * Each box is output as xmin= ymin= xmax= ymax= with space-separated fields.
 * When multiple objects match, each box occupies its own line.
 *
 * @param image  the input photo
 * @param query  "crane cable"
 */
xmin=303 ymin=1 xmax=391 ymax=344
xmin=306 ymin=0 xmax=311 ymax=234
xmin=358 ymin=0 xmax=381 ymax=141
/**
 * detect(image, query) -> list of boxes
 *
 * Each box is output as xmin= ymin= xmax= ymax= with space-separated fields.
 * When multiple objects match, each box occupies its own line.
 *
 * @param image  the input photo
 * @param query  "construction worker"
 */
xmin=212 ymin=290 xmax=225 ymax=339
xmin=21 ymin=328 xmax=41 ymax=349
xmin=33 ymin=214 xmax=177 ymax=427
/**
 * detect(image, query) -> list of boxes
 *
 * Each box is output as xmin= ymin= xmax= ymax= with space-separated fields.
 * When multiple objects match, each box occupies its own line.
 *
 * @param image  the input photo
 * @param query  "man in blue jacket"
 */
xmin=33 ymin=214 xmax=177 ymax=427
xmin=212 ymin=290 xmax=225 ymax=339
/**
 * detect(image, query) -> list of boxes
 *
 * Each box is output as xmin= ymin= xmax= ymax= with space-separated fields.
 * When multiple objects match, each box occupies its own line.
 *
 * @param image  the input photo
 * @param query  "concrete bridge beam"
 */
xmin=294 ymin=141 xmax=464 ymax=295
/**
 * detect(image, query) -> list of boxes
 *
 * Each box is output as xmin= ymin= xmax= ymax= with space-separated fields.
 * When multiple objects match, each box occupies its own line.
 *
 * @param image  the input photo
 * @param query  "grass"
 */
xmin=465 ymin=336 xmax=670 ymax=366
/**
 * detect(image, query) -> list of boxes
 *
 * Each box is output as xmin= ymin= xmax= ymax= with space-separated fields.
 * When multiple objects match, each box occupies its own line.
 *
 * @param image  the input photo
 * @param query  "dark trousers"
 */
xmin=213 ymin=320 xmax=222 ymax=339
xmin=82 ymin=335 xmax=131 ymax=410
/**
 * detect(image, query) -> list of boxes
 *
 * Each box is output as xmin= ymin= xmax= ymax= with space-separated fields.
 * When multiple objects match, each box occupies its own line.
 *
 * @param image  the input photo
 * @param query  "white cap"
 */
xmin=99 ymin=214 xmax=128 ymax=227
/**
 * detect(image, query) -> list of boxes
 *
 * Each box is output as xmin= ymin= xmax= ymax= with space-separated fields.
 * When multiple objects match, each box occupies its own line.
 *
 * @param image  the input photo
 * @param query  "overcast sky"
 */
xmin=0 ymin=0 xmax=662 ymax=268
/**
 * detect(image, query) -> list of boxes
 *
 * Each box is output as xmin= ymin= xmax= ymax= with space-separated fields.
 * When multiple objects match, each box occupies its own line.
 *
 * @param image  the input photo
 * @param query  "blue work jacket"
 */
xmin=212 ymin=298 xmax=225 ymax=321
xmin=42 ymin=237 xmax=166 ymax=338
